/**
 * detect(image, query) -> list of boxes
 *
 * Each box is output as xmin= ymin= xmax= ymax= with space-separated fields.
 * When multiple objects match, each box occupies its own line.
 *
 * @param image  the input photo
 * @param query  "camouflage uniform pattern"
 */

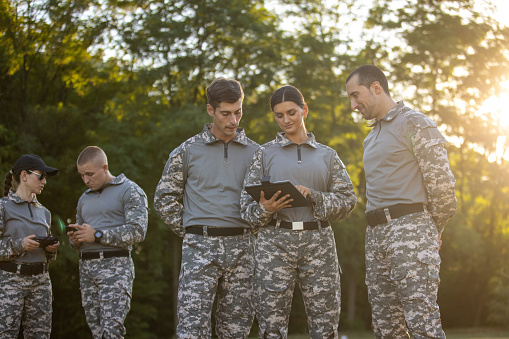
xmin=79 ymin=257 xmax=134 ymax=339
xmin=364 ymin=102 xmax=456 ymax=339
xmin=0 ymin=191 xmax=55 ymax=338
xmin=365 ymin=211 xmax=444 ymax=338
xmin=240 ymin=133 xmax=357 ymax=229
xmin=0 ymin=270 xmax=52 ymax=338
xmin=75 ymin=174 xmax=148 ymax=339
xmin=405 ymin=108 xmax=456 ymax=233
xmin=255 ymin=226 xmax=341 ymax=339
xmin=177 ymin=233 xmax=255 ymax=338
xmin=241 ymin=132 xmax=357 ymax=339
xmin=154 ymin=125 xmax=259 ymax=338
xmin=75 ymin=174 xmax=149 ymax=250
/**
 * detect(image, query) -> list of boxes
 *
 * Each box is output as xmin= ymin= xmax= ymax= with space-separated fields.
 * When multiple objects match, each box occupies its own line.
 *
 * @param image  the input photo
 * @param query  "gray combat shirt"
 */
xmin=154 ymin=124 xmax=259 ymax=237
xmin=76 ymin=173 xmax=148 ymax=252
xmin=0 ymin=190 xmax=56 ymax=263
xmin=363 ymin=101 xmax=456 ymax=232
xmin=241 ymin=132 xmax=357 ymax=228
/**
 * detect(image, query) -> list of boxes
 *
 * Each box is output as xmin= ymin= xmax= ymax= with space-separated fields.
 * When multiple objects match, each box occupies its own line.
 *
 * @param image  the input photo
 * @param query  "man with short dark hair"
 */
xmin=68 ymin=146 xmax=148 ymax=338
xmin=154 ymin=78 xmax=259 ymax=338
xmin=346 ymin=65 xmax=457 ymax=339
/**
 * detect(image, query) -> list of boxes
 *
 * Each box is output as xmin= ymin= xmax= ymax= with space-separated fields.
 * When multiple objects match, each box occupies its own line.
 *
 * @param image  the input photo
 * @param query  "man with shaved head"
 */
xmin=68 ymin=146 xmax=148 ymax=338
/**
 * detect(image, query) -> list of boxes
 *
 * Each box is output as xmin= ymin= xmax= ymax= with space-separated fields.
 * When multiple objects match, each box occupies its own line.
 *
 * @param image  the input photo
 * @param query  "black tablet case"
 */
xmin=245 ymin=176 xmax=310 ymax=208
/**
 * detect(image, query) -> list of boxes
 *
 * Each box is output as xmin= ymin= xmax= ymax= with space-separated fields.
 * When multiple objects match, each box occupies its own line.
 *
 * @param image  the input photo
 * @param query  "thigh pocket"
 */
xmin=260 ymin=279 xmax=293 ymax=311
xmin=391 ymin=256 xmax=440 ymax=301
xmin=305 ymin=279 xmax=339 ymax=317
xmin=179 ymin=266 xmax=214 ymax=314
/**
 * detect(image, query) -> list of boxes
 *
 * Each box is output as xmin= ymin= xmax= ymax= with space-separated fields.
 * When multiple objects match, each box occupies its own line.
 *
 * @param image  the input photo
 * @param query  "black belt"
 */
xmin=80 ymin=250 xmax=130 ymax=260
xmin=186 ymin=226 xmax=248 ymax=236
xmin=268 ymin=219 xmax=330 ymax=231
xmin=366 ymin=203 xmax=426 ymax=227
xmin=0 ymin=261 xmax=49 ymax=276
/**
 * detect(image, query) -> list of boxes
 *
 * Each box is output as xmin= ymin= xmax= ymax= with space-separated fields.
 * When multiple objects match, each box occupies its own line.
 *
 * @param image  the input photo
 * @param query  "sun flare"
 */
xmin=478 ymin=81 xmax=509 ymax=162
xmin=479 ymin=81 xmax=509 ymax=131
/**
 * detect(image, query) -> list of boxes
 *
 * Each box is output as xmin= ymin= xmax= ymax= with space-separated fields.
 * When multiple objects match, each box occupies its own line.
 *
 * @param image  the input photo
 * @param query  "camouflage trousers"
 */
xmin=177 ymin=232 xmax=255 ymax=339
xmin=79 ymin=256 xmax=134 ymax=339
xmin=255 ymin=226 xmax=341 ymax=339
xmin=365 ymin=210 xmax=445 ymax=339
xmin=0 ymin=268 xmax=52 ymax=339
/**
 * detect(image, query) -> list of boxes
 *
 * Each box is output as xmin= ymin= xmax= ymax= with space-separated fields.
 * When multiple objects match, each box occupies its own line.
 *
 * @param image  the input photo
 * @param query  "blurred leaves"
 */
xmin=1 ymin=0 xmax=509 ymax=336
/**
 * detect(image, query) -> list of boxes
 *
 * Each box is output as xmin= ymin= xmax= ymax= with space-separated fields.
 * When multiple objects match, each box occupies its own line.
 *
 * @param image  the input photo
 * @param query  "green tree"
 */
xmin=363 ymin=0 xmax=509 ymax=327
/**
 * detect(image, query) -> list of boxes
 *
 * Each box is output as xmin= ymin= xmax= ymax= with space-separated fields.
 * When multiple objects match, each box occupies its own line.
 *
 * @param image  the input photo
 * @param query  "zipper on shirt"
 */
xmin=375 ymin=121 xmax=382 ymax=141
xmin=224 ymin=142 xmax=228 ymax=162
xmin=297 ymin=145 xmax=302 ymax=164
xmin=27 ymin=202 xmax=34 ymax=219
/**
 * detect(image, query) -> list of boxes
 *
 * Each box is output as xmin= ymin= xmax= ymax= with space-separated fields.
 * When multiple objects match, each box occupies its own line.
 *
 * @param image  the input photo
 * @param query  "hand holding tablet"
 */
xmin=245 ymin=176 xmax=310 ymax=209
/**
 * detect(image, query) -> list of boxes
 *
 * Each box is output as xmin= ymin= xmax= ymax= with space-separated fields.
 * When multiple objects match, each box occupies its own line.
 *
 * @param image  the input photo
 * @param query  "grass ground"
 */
xmin=268 ymin=328 xmax=509 ymax=339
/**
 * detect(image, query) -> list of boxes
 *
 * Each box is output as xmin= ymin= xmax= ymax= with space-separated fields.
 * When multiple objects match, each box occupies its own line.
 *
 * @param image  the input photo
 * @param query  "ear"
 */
xmin=302 ymin=104 xmax=309 ymax=117
xmin=371 ymin=81 xmax=383 ymax=95
xmin=103 ymin=164 xmax=109 ymax=173
xmin=206 ymin=104 xmax=214 ymax=117
xmin=21 ymin=170 xmax=28 ymax=182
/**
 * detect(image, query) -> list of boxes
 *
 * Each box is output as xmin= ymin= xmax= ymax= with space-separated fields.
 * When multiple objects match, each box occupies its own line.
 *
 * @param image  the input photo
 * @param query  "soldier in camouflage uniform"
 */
xmin=154 ymin=78 xmax=259 ymax=338
xmin=0 ymin=154 xmax=60 ymax=338
xmin=67 ymin=146 xmax=148 ymax=339
xmin=240 ymin=85 xmax=357 ymax=339
xmin=346 ymin=65 xmax=457 ymax=339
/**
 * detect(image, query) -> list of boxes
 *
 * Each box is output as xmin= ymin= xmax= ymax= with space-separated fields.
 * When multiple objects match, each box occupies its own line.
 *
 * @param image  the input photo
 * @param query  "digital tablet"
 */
xmin=245 ymin=178 xmax=310 ymax=208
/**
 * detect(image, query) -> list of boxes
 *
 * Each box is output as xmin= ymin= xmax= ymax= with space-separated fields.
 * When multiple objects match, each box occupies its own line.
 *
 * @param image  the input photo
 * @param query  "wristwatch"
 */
xmin=94 ymin=230 xmax=103 ymax=243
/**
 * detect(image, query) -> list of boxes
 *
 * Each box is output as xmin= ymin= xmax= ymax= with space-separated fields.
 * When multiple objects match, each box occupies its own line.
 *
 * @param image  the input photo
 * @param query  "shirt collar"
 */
xmin=276 ymin=132 xmax=318 ymax=148
xmin=7 ymin=189 xmax=39 ymax=204
xmin=368 ymin=100 xmax=405 ymax=127
xmin=201 ymin=123 xmax=249 ymax=145
xmin=84 ymin=173 xmax=126 ymax=194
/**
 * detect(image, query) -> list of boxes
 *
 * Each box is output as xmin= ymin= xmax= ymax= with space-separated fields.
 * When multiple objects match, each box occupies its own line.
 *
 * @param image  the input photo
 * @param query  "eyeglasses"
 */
xmin=27 ymin=170 xmax=46 ymax=180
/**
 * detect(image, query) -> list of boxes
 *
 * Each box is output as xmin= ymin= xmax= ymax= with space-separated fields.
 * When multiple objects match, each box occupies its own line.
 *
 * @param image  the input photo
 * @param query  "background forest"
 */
xmin=1 ymin=0 xmax=509 ymax=337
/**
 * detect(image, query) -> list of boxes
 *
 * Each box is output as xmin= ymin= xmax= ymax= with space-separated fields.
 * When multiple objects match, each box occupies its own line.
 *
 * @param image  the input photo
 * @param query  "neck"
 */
xmin=286 ymin=129 xmax=309 ymax=144
xmin=210 ymin=125 xmax=237 ymax=143
xmin=15 ymin=186 xmax=35 ymax=202
xmin=375 ymin=98 xmax=397 ymax=120
xmin=102 ymin=173 xmax=115 ymax=189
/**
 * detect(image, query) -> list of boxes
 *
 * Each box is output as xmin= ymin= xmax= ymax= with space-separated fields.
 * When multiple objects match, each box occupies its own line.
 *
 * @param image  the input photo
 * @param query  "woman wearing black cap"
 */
xmin=0 ymin=154 xmax=59 ymax=338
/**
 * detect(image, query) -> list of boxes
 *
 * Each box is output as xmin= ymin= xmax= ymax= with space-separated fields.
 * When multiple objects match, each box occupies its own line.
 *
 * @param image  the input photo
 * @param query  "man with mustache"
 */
xmin=154 ymin=78 xmax=259 ymax=338
xmin=346 ymin=65 xmax=457 ymax=339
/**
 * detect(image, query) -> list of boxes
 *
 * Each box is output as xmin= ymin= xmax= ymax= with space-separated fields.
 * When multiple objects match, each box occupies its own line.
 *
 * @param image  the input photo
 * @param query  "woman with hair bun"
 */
xmin=241 ymin=85 xmax=357 ymax=338
xmin=0 ymin=154 xmax=60 ymax=338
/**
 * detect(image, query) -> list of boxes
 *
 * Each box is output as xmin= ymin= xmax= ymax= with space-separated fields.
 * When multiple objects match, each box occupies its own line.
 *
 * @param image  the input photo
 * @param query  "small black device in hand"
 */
xmin=33 ymin=236 xmax=59 ymax=248
xmin=65 ymin=226 xmax=78 ymax=233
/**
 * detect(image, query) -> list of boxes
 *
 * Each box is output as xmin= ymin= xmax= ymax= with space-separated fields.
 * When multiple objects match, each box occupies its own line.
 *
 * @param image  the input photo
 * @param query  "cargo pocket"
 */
xmin=391 ymin=252 xmax=440 ymax=302
xmin=260 ymin=278 xmax=293 ymax=311
xmin=179 ymin=266 xmax=213 ymax=315
xmin=258 ymin=280 xmax=292 ymax=338
xmin=306 ymin=275 xmax=339 ymax=317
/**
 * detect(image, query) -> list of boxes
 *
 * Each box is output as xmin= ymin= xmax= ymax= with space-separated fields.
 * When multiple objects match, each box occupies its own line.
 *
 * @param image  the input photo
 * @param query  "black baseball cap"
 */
xmin=12 ymin=154 xmax=59 ymax=176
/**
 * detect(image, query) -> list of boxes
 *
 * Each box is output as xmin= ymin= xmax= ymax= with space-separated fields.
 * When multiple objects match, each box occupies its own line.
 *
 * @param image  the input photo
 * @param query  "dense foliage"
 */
xmin=1 ymin=0 xmax=508 ymax=337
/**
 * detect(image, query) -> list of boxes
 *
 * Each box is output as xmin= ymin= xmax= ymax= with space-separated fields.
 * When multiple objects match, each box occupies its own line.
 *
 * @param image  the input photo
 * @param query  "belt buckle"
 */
xmin=383 ymin=208 xmax=392 ymax=223
xmin=292 ymin=222 xmax=304 ymax=231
